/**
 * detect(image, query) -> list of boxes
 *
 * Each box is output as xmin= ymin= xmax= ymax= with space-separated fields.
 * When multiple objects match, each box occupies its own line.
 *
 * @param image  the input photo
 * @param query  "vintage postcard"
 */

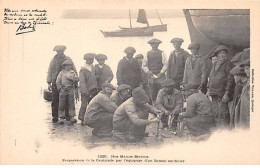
xmin=0 ymin=0 xmax=260 ymax=165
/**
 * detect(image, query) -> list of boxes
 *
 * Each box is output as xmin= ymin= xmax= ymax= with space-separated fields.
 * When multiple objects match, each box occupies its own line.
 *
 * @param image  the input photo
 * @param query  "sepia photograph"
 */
xmin=0 ymin=0 xmax=259 ymax=165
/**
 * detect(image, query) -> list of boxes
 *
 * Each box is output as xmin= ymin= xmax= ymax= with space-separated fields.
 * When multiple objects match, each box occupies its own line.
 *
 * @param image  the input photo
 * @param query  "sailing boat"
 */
xmin=120 ymin=9 xmax=167 ymax=32
xmin=100 ymin=10 xmax=154 ymax=37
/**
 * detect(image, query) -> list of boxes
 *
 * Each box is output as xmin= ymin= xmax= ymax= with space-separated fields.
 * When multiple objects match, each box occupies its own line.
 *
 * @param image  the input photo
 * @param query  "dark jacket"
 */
xmin=95 ymin=64 xmax=114 ymax=89
xmin=116 ymin=57 xmax=142 ymax=89
xmin=79 ymin=65 xmax=98 ymax=94
xmin=47 ymin=54 xmax=77 ymax=84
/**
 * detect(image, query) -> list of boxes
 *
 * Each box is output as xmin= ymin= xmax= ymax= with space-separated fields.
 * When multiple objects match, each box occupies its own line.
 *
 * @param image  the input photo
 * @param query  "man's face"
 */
xmin=173 ymin=43 xmax=181 ymax=50
xmin=165 ymin=86 xmax=174 ymax=95
xmin=212 ymin=56 xmax=218 ymax=64
xmin=56 ymin=50 xmax=64 ymax=55
xmin=126 ymin=53 xmax=134 ymax=59
xmin=85 ymin=58 xmax=94 ymax=65
xmin=244 ymin=66 xmax=250 ymax=77
xmin=97 ymin=59 xmax=105 ymax=66
xmin=136 ymin=57 xmax=143 ymax=66
xmin=103 ymin=87 xmax=113 ymax=97
xmin=217 ymin=50 xmax=227 ymax=62
xmin=119 ymin=89 xmax=131 ymax=100
xmin=234 ymin=75 xmax=242 ymax=84
xmin=190 ymin=48 xmax=199 ymax=55
xmin=150 ymin=43 xmax=159 ymax=50
xmin=63 ymin=65 xmax=71 ymax=71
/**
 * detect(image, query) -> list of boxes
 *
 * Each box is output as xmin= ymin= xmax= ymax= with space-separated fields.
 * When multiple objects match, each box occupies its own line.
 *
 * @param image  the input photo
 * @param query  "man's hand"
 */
xmin=150 ymin=117 xmax=160 ymax=123
xmin=48 ymin=83 xmax=52 ymax=91
xmin=222 ymin=92 xmax=229 ymax=103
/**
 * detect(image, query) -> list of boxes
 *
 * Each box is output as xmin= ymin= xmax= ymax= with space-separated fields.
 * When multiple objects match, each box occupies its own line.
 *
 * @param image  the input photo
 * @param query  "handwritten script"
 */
xmin=3 ymin=8 xmax=54 ymax=35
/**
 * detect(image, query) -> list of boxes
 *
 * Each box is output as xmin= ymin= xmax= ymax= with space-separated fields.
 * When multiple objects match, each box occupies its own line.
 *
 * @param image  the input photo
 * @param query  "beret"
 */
xmin=102 ymin=83 xmax=115 ymax=90
xmin=96 ymin=54 xmax=107 ymax=60
xmin=239 ymin=59 xmax=250 ymax=67
xmin=124 ymin=47 xmax=136 ymax=54
xmin=148 ymin=38 xmax=162 ymax=44
xmin=230 ymin=67 xmax=246 ymax=76
xmin=134 ymin=54 xmax=144 ymax=59
xmin=161 ymin=78 xmax=176 ymax=87
xmin=53 ymin=45 xmax=67 ymax=51
xmin=213 ymin=45 xmax=229 ymax=56
xmin=182 ymin=84 xmax=200 ymax=91
xmin=188 ymin=43 xmax=200 ymax=50
xmin=170 ymin=38 xmax=184 ymax=44
xmin=84 ymin=53 xmax=96 ymax=60
xmin=117 ymin=84 xmax=131 ymax=92
xmin=132 ymin=87 xmax=149 ymax=104
xmin=61 ymin=59 xmax=72 ymax=66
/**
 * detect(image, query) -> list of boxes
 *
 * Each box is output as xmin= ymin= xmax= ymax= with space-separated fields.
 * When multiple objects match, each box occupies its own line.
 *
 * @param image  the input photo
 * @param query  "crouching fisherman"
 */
xmin=56 ymin=60 xmax=79 ymax=124
xmin=83 ymin=83 xmax=118 ymax=137
xmin=111 ymin=84 xmax=132 ymax=107
xmin=113 ymin=87 xmax=160 ymax=142
xmin=179 ymin=84 xmax=215 ymax=137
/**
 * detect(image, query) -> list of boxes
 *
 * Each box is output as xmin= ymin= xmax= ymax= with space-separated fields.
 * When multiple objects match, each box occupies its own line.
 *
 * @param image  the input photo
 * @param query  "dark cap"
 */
xmin=95 ymin=54 xmax=107 ymax=60
xmin=134 ymin=54 xmax=144 ymax=59
xmin=61 ymin=59 xmax=72 ymax=66
xmin=161 ymin=78 xmax=176 ymax=87
xmin=213 ymin=45 xmax=229 ymax=56
xmin=230 ymin=67 xmax=246 ymax=76
xmin=53 ymin=45 xmax=67 ymax=51
xmin=170 ymin=38 xmax=184 ymax=44
xmin=102 ymin=83 xmax=115 ymax=90
xmin=239 ymin=59 xmax=250 ymax=67
xmin=132 ymin=87 xmax=149 ymax=104
xmin=124 ymin=47 xmax=136 ymax=54
xmin=84 ymin=53 xmax=96 ymax=60
xmin=148 ymin=38 xmax=162 ymax=44
xmin=117 ymin=84 xmax=131 ymax=92
xmin=182 ymin=84 xmax=200 ymax=91
xmin=188 ymin=43 xmax=200 ymax=50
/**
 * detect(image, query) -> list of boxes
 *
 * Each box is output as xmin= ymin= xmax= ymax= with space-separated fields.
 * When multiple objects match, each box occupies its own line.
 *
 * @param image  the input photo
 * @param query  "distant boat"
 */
xmin=100 ymin=10 xmax=154 ymax=37
xmin=120 ymin=9 xmax=167 ymax=32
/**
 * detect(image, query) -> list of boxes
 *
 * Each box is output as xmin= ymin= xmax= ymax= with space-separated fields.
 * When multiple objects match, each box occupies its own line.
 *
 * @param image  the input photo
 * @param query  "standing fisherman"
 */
xmin=142 ymin=39 xmax=168 ymax=105
xmin=183 ymin=43 xmax=207 ymax=94
xmin=47 ymin=45 xmax=77 ymax=123
xmin=78 ymin=53 xmax=99 ymax=125
xmin=116 ymin=47 xmax=142 ymax=90
xmin=167 ymin=38 xmax=190 ymax=90
xmin=95 ymin=54 xmax=114 ymax=91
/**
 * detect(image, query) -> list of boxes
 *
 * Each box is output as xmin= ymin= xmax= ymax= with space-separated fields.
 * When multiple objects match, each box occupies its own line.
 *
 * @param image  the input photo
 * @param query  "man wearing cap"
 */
xmin=84 ymin=83 xmax=118 ymax=137
xmin=167 ymin=38 xmax=190 ymax=90
xmin=113 ymin=87 xmax=160 ymax=142
xmin=47 ymin=45 xmax=77 ymax=123
xmin=116 ymin=47 xmax=142 ymax=89
xmin=95 ymin=54 xmax=114 ymax=90
xmin=208 ymin=45 xmax=232 ymax=128
xmin=234 ymin=59 xmax=250 ymax=129
xmin=183 ymin=42 xmax=207 ymax=94
xmin=179 ymin=84 xmax=215 ymax=137
xmin=155 ymin=78 xmax=183 ymax=130
xmin=229 ymin=66 xmax=248 ymax=128
xmin=78 ymin=53 xmax=99 ymax=125
xmin=111 ymin=84 xmax=132 ymax=107
xmin=143 ymin=38 xmax=168 ymax=105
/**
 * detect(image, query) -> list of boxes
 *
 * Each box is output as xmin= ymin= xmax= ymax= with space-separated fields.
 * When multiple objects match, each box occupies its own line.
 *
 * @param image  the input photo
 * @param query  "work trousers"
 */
xmin=58 ymin=88 xmax=75 ymax=118
xmin=51 ymin=84 xmax=69 ymax=118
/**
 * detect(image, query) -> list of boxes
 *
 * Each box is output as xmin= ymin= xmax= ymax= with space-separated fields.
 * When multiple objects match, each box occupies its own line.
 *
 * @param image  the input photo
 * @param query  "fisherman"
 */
xmin=78 ymin=53 xmax=99 ymax=125
xmin=56 ymin=60 xmax=79 ymax=124
xmin=179 ymin=84 xmax=215 ymax=137
xmin=142 ymin=38 xmax=168 ymax=105
xmin=111 ymin=84 xmax=132 ymax=107
xmin=134 ymin=54 xmax=151 ymax=104
xmin=116 ymin=47 xmax=142 ymax=89
xmin=167 ymin=38 xmax=190 ymax=90
xmin=47 ymin=45 xmax=77 ymax=123
xmin=182 ymin=43 xmax=207 ymax=94
xmin=84 ymin=83 xmax=118 ymax=137
xmin=229 ymin=66 xmax=248 ymax=128
xmin=113 ymin=87 xmax=160 ymax=142
xmin=234 ymin=59 xmax=250 ymax=129
xmin=95 ymin=54 xmax=114 ymax=91
xmin=155 ymin=78 xmax=183 ymax=130
xmin=208 ymin=45 xmax=232 ymax=129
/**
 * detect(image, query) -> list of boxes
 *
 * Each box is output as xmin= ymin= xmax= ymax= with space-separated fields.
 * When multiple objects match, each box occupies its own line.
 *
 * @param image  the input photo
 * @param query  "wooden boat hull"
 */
xmin=184 ymin=9 xmax=250 ymax=56
xmin=120 ymin=24 xmax=167 ymax=32
xmin=100 ymin=29 xmax=153 ymax=37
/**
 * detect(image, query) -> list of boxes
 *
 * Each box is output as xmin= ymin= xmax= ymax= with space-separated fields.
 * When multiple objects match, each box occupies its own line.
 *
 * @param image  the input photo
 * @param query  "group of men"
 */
xmin=47 ymin=37 xmax=250 ymax=141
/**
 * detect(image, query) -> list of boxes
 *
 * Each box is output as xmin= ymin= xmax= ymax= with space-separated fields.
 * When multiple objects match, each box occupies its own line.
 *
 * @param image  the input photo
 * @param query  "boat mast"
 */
xmin=156 ymin=9 xmax=164 ymax=25
xmin=129 ymin=9 xmax=132 ymax=28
